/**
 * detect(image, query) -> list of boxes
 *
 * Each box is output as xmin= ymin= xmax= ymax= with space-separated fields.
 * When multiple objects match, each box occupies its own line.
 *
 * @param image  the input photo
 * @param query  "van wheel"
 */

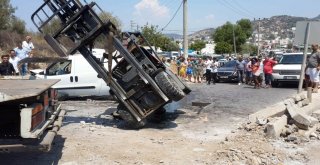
xmin=155 ymin=71 xmax=185 ymax=101
xmin=117 ymin=104 xmax=146 ymax=129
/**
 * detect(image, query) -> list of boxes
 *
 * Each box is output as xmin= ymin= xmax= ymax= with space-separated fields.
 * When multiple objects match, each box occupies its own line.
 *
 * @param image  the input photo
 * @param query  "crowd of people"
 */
xmin=163 ymin=53 xmax=279 ymax=89
xmin=0 ymin=36 xmax=34 ymax=76
xmin=164 ymin=45 xmax=320 ymax=93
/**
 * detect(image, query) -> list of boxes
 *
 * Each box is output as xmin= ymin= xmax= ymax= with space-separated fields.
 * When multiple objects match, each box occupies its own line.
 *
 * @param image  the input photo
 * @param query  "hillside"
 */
xmin=253 ymin=15 xmax=308 ymax=39
xmin=167 ymin=15 xmax=318 ymax=42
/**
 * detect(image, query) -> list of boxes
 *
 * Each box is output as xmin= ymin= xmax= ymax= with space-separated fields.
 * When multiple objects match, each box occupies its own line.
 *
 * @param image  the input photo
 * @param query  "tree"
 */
xmin=237 ymin=19 xmax=252 ymax=38
xmin=212 ymin=19 xmax=252 ymax=53
xmin=99 ymin=12 xmax=122 ymax=30
xmin=0 ymin=0 xmax=15 ymax=30
xmin=240 ymin=43 xmax=257 ymax=55
xmin=189 ymin=40 xmax=206 ymax=51
xmin=141 ymin=24 xmax=179 ymax=51
xmin=215 ymin=42 xmax=232 ymax=54
xmin=10 ymin=16 xmax=25 ymax=35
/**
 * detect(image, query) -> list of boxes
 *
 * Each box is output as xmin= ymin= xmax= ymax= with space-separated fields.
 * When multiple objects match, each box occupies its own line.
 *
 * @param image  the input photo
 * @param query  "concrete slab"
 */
xmin=287 ymin=102 xmax=313 ymax=130
xmin=248 ymin=102 xmax=286 ymax=123
xmin=312 ymin=110 xmax=320 ymax=120
xmin=266 ymin=115 xmax=288 ymax=138
xmin=298 ymin=123 xmax=320 ymax=138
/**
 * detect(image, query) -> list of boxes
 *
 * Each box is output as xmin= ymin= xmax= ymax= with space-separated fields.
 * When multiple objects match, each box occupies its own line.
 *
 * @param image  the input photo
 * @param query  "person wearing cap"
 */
xmin=0 ymin=54 xmax=16 ymax=76
xmin=306 ymin=44 xmax=320 ymax=93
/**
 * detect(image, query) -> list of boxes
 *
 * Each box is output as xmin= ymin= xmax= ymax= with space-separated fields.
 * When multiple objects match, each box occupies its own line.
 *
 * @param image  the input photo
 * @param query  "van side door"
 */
xmin=71 ymin=55 xmax=100 ymax=97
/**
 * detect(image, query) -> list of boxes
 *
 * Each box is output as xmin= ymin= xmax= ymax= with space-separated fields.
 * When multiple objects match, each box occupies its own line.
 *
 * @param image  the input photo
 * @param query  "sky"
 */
xmin=10 ymin=0 xmax=320 ymax=34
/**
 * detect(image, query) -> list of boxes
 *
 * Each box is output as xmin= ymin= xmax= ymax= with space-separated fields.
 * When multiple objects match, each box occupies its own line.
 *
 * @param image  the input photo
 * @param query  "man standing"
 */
xmin=14 ymin=42 xmax=29 ymax=76
xmin=263 ymin=55 xmax=277 ymax=88
xmin=0 ymin=54 xmax=15 ymax=76
xmin=204 ymin=57 xmax=213 ymax=85
xmin=235 ymin=55 xmax=245 ymax=85
xmin=211 ymin=58 xmax=219 ymax=84
xmin=9 ymin=50 xmax=20 ymax=75
xmin=306 ymin=44 xmax=320 ymax=93
xmin=22 ymin=35 xmax=34 ymax=53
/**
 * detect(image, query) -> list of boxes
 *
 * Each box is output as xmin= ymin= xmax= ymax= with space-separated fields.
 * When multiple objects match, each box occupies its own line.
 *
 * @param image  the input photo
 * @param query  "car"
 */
xmin=216 ymin=60 xmax=238 ymax=82
xmin=272 ymin=52 xmax=310 ymax=87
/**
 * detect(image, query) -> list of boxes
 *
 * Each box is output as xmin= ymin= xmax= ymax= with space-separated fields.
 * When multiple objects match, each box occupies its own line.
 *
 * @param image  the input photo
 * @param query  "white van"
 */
xmin=32 ymin=49 xmax=115 ymax=98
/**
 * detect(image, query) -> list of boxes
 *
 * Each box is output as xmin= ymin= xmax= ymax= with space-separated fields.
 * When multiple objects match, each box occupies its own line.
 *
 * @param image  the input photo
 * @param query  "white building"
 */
xmin=201 ymin=43 xmax=216 ymax=55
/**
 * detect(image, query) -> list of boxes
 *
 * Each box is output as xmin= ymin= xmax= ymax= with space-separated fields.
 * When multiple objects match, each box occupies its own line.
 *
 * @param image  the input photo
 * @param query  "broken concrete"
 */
xmin=302 ymin=99 xmax=310 ymax=106
xmin=266 ymin=115 xmax=288 ymax=138
xmin=256 ymin=118 xmax=268 ymax=125
xmin=249 ymin=102 xmax=286 ymax=123
xmin=299 ymin=93 xmax=307 ymax=100
xmin=294 ymin=94 xmax=302 ymax=102
xmin=312 ymin=110 xmax=320 ymax=121
xmin=287 ymin=102 xmax=313 ymax=130
xmin=298 ymin=123 xmax=320 ymax=138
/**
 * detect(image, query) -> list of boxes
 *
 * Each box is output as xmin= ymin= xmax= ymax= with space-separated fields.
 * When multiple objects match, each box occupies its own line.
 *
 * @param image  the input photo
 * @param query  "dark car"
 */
xmin=216 ymin=60 xmax=238 ymax=82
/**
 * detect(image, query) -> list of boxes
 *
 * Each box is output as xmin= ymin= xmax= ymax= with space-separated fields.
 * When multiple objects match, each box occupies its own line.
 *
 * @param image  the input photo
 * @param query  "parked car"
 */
xmin=216 ymin=60 xmax=238 ymax=82
xmin=272 ymin=52 xmax=310 ymax=87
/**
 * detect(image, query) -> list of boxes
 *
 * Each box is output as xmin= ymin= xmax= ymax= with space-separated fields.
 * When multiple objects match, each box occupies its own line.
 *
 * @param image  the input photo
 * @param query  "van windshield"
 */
xmin=47 ymin=60 xmax=72 ymax=75
xmin=279 ymin=54 xmax=303 ymax=64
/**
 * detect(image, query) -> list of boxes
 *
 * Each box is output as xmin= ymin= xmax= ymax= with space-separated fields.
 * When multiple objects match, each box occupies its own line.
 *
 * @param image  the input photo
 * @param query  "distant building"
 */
xmin=201 ymin=43 xmax=216 ymax=55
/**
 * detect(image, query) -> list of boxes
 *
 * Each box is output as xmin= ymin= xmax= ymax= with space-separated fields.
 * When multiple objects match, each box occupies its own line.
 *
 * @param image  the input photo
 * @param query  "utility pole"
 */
xmin=130 ymin=20 xmax=137 ymax=32
xmin=257 ymin=18 xmax=260 ymax=56
xmin=183 ymin=0 xmax=188 ymax=59
xmin=298 ymin=22 xmax=310 ymax=94
xmin=233 ymin=24 xmax=237 ymax=56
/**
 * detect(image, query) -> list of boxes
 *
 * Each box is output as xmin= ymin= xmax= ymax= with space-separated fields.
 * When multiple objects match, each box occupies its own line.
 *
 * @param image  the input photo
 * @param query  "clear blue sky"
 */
xmin=11 ymin=0 xmax=320 ymax=34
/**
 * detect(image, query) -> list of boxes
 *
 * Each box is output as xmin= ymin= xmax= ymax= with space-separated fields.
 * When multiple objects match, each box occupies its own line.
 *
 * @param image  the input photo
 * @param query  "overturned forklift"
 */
xmin=32 ymin=0 xmax=190 ymax=128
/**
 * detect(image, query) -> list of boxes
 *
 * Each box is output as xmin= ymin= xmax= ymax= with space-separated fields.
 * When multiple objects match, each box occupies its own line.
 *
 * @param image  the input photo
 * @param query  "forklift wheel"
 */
xmin=155 ymin=71 xmax=185 ymax=101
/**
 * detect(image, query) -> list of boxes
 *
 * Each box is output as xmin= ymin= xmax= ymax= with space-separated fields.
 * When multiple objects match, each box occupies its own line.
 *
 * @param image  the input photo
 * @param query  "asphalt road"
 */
xmin=168 ymin=82 xmax=298 ymax=127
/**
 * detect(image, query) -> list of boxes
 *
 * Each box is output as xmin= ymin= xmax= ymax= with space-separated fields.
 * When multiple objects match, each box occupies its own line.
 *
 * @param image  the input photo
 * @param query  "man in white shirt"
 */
xmin=22 ymin=35 xmax=34 ymax=53
xmin=211 ymin=58 xmax=219 ymax=84
xmin=204 ymin=57 xmax=213 ymax=84
xmin=9 ymin=49 xmax=20 ymax=75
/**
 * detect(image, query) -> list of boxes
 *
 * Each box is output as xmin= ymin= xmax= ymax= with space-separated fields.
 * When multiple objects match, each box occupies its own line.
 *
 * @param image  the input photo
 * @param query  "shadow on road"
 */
xmin=0 ymin=135 xmax=65 ymax=165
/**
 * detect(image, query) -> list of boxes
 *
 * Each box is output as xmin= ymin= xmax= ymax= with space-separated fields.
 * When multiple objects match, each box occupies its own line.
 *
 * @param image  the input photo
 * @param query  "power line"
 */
xmin=231 ymin=0 xmax=258 ymax=18
xmin=216 ymin=0 xmax=252 ymax=18
xmin=160 ymin=0 xmax=183 ymax=32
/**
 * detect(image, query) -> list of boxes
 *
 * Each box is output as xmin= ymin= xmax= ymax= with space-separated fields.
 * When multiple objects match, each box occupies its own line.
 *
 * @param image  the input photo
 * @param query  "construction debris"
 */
xmin=246 ymin=93 xmax=320 ymax=144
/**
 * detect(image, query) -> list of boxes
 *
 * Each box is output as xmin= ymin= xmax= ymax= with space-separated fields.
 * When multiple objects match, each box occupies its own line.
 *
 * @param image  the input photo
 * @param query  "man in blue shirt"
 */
xmin=14 ymin=42 xmax=29 ymax=76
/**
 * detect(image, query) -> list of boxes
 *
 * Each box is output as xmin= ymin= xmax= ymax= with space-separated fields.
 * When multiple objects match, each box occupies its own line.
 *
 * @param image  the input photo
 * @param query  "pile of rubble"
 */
xmin=249 ymin=93 xmax=320 ymax=143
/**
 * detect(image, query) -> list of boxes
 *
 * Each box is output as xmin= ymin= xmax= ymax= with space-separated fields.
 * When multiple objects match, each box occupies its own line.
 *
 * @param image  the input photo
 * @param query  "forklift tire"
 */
xmin=155 ymin=71 xmax=185 ymax=101
xmin=117 ymin=104 xmax=146 ymax=129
